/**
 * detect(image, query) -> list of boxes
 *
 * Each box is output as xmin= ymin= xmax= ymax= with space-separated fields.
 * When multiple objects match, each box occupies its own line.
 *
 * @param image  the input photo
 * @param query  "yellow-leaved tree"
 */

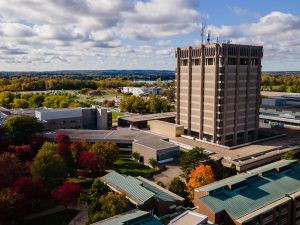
xmin=186 ymin=165 xmax=215 ymax=201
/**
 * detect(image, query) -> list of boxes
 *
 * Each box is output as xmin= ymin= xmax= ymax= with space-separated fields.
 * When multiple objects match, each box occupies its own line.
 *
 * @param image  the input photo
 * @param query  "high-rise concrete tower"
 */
xmin=175 ymin=43 xmax=263 ymax=146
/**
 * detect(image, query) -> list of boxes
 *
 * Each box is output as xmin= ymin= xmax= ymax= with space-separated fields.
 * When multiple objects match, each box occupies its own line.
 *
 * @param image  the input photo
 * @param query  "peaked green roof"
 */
xmin=198 ymin=160 xmax=300 ymax=219
xmin=101 ymin=171 xmax=155 ymax=205
xmin=92 ymin=210 xmax=163 ymax=225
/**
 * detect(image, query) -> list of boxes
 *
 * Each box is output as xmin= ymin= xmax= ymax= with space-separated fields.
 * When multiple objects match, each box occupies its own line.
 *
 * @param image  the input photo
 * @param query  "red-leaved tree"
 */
xmin=54 ymin=132 xmax=71 ymax=144
xmin=8 ymin=145 xmax=34 ymax=164
xmin=79 ymin=151 xmax=104 ymax=177
xmin=12 ymin=177 xmax=47 ymax=209
xmin=52 ymin=182 xmax=83 ymax=208
xmin=30 ymin=135 xmax=45 ymax=151
xmin=55 ymin=143 xmax=75 ymax=174
xmin=0 ymin=152 xmax=24 ymax=188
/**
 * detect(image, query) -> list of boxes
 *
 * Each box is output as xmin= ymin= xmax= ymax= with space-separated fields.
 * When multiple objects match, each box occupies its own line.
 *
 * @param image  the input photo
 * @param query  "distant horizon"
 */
xmin=1 ymin=69 xmax=300 ymax=73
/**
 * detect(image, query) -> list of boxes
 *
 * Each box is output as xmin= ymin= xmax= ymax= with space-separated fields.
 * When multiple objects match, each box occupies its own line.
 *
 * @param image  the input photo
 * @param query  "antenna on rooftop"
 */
xmin=207 ymin=31 xmax=211 ymax=44
xmin=200 ymin=23 xmax=206 ymax=45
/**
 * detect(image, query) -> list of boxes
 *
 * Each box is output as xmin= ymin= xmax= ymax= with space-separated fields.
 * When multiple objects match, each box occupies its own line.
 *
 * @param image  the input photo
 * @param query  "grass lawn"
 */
xmin=112 ymin=111 xmax=124 ymax=119
xmin=24 ymin=209 xmax=79 ymax=225
xmin=113 ymin=158 xmax=154 ymax=176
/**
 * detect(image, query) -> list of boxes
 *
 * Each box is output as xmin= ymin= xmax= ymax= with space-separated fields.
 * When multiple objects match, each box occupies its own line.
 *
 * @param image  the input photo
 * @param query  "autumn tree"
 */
xmin=55 ymin=143 xmax=75 ymax=174
xmin=282 ymin=151 xmax=295 ymax=160
xmin=179 ymin=147 xmax=209 ymax=173
xmin=31 ymin=149 xmax=68 ymax=188
xmin=3 ymin=116 xmax=43 ymax=144
xmin=88 ymin=192 xmax=130 ymax=224
xmin=0 ymin=152 xmax=24 ymax=188
xmin=91 ymin=142 xmax=118 ymax=167
xmin=79 ymin=151 xmax=105 ymax=177
xmin=70 ymin=141 xmax=85 ymax=168
xmin=8 ymin=145 xmax=34 ymax=164
xmin=0 ymin=189 xmax=26 ymax=225
xmin=12 ymin=177 xmax=47 ymax=209
xmin=54 ymin=132 xmax=71 ymax=144
xmin=52 ymin=182 xmax=83 ymax=208
xmin=186 ymin=165 xmax=215 ymax=201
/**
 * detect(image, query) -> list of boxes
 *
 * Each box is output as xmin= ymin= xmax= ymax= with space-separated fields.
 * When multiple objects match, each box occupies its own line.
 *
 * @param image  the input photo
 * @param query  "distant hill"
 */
xmin=264 ymin=71 xmax=300 ymax=76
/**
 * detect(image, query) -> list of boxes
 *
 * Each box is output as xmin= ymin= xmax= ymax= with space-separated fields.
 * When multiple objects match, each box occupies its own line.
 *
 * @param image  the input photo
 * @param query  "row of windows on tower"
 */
xmin=180 ymin=57 xmax=258 ymax=66
xmin=177 ymin=47 xmax=262 ymax=58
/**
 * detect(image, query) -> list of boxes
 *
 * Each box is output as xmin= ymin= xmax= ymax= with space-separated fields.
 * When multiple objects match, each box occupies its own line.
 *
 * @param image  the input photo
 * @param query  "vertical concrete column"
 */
xmin=244 ymin=47 xmax=251 ymax=143
xmin=254 ymin=48 xmax=263 ymax=140
xmin=176 ymin=48 xmax=181 ymax=125
xmin=199 ymin=46 xmax=205 ymax=139
xmin=187 ymin=46 xmax=192 ymax=135
xmin=213 ymin=45 xmax=219 ymax=143
xmin=221 ymin=45 xmax=228 ymax=145
xmin=233 ymin=47 xmax=240 ymax=146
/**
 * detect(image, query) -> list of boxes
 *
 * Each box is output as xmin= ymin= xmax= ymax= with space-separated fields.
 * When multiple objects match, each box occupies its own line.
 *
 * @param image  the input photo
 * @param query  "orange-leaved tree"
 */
xmin=186 ymin=165 xmax=215 ymax=201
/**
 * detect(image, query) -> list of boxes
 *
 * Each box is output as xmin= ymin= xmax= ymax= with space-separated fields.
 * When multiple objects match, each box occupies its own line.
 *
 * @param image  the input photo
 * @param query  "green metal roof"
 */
xmin=101 ymin=171 xmax=155 ymax=205
xmin=137 ymin=177 xmax=184 ymax=202
xmin=198 ymin=160 xmax=300 ymax=219
xmin=92 ymin=210 xmax=163 ymax=225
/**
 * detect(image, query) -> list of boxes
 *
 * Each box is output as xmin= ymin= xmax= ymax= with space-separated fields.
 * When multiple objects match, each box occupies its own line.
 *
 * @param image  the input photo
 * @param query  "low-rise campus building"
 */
xmin=44 ymin=128 xmax=180 ymax=165
xmin=35 ymin=106 xmax=112 ymax=130
xmin=194 ymin=160 xmax=300 ymax=225
xmin=91 ymin=209 xmax=163 ymax=225
xmin=122 ymin=86 xmax=163 ymax=96
xmin=101 ymin=171 xmax=185 ymax=217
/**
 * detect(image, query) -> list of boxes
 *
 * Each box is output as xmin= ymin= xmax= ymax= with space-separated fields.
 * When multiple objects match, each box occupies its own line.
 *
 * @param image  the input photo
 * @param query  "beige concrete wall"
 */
xmin=148 ymin=120 xmax=184 ymax=137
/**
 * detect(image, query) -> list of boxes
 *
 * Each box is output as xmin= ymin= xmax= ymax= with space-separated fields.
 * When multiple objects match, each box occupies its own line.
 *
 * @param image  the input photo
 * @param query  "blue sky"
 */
xmin=0 ymin=0 xmax=299 ymax=71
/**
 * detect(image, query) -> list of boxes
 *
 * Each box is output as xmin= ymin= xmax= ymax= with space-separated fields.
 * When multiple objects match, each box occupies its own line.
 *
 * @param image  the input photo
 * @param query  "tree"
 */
xmin=3 ymin=116 xmax=43 ymax=144
xmin=156 ymin=181 xmax=166 ymax=188
xmin=52 ymin=182 xmax=83 ymax=208
xmin=31 ymin=149 xmax=68 ymax=188
xmin=88 ymin=192 xmax=130 ymax=224
xmin=179 ymin=147 xmax=209 ymax=173
xmin=70 ymin=141 xmax=85 ymax=168
xmin=12 ymin=177 xmax=47 ymax=209
xmin=0 ymin=152 xmax=24 ymax=188
xmin=282 ymin=151 xmax=295 ymax=160
xmin=169 ymin=177 xmax=189 ymax=201
xmin=186 ymin=165 xmax=215 ymax=201
xmin=132 ymin=152 xmax=140 ymax=161
xmin=148 ymin=158 xmax=158 ymax=169
xmin=79 ymin=151 xmax=105 ymax=177
xmin=55 ymin=143 xmax=75 ymax=174
xmin=0 ymin=189 xmax=26 ymax=225
xmin=91 ymin=142 xmax=119 ymax=167
xmin=81 ymin=179 xmax=110 ymax=216
xmin=54 ymin=132 xmax=71 ymax=144
xmin=8 ymin=145 xmax=34 ymax=164
xmin=40 ymin=141 xmax=57 ymax=152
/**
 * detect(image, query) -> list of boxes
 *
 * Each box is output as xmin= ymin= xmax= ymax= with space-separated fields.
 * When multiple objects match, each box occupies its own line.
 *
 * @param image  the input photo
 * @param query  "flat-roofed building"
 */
xmin=148 ymin=120 xmax=184 ymax=137
xmin=169 ymin=210 xmax=208 ymax=225
xmin=194 ymin=160 xmax=300 ymax=225
xmin=35 ymin=106 xmax=112 ymax=130
xmin=101 ymin=171 xmax=184 ymax=217
xmin=122 ymin=86 xmax=163 ymax=96
xmin=176 ymin=43 xmax=263 ymax=146
xmin=118 ymin=112 xmax=176 ymax=128
xmin=44 ymin=128 xmax=180 ymax=164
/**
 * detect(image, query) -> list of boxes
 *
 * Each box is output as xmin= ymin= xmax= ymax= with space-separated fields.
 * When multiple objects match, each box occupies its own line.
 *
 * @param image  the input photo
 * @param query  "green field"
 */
xmin=112 ymin=112 xmax=124 ymax=119
xmin=113 ymin=158 xmax=154 ymax=176
xmin=24 ymin=209 xmax=79 ymax=225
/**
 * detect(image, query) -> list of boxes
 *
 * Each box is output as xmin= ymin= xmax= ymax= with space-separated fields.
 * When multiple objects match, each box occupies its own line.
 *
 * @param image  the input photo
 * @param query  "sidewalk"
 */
xmin=23 ymin=205 xmax=65 ymax=221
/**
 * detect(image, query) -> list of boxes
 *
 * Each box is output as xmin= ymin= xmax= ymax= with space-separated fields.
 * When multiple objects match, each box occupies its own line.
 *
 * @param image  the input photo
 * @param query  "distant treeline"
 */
xmin=0 ymin=77 xmax=174 ymax=92
xmin=0 ymin=70 xmax=175 ymax=81
xmin=261 ymin=74 xmax=300 ymax=92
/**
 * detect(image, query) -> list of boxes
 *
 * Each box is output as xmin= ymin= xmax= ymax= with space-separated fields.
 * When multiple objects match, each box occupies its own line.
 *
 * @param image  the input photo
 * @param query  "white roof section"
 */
xmin=169 ymin=210 xmax=208 ymax=225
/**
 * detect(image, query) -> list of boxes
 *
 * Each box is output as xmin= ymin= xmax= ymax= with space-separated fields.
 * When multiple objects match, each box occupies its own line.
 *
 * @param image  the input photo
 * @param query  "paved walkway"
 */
xmin=68 ymin=204 xmax=88 ymax=225
xmin=24 ymin=206 xmax=65 ymax=221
